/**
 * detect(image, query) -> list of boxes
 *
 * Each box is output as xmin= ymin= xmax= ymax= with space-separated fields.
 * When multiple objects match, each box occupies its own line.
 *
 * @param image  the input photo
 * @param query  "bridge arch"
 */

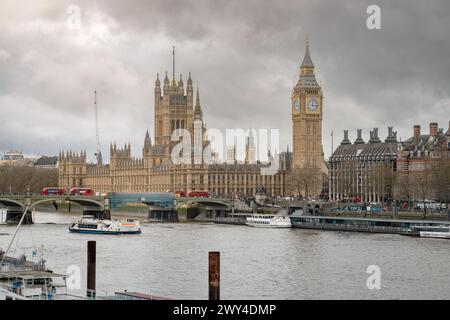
xmin=31 ymin=198 xmax=105 ymax=212
xmin=0 ymin=197 xmax=107 ymax=224
xmin=0 ymin=199 xmax=25 ymax=210
xmin=174 ymin=199 xmax=232 ymax=211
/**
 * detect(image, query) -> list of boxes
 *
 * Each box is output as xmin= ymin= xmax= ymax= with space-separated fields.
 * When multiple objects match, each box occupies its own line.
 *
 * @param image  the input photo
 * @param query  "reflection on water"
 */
xmin=1 ymin=211 xmax=450 ymax=299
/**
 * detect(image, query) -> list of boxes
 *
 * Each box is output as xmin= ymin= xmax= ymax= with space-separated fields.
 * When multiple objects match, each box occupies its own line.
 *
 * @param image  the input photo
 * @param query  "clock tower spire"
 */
xmin=291 ymin=39 xmax=325 ymax=197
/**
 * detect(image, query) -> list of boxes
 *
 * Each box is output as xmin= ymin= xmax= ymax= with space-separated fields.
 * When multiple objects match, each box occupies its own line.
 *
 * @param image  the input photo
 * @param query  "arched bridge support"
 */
xmin=0 ymin=198 xmax=33 ymax=225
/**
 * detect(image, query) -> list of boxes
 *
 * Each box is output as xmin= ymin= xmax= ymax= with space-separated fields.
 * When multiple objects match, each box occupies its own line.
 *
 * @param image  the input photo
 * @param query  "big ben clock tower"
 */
xmin=291 ymin=40 xmax=325 ymax=195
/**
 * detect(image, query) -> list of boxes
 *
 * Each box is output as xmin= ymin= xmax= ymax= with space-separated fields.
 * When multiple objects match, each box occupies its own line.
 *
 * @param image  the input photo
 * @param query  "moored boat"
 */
xmin=407 ymin=225 xmax=450 ymax=239
xmin=69 ymin=215 xmax=141 ymax=235
xmin=246 ymin=214 xmax=292 ymax=228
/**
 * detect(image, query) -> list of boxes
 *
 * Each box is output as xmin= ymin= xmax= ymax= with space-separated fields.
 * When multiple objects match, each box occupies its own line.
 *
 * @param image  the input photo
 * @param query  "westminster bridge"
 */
xmin=0 ymin=193 xmax=235 ymax=224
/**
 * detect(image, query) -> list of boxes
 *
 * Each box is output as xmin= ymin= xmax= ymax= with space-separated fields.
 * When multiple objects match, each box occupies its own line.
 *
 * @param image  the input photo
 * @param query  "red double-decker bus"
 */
xmin=175 ymin=191 xmax=187 ymax=197
xmin=69 ymin=188 xmax=95 ymax=196
xmin=41 ymin=187 xmax=66 ymax=196
xmin=188 ymin=191 xmax=209 ymax=198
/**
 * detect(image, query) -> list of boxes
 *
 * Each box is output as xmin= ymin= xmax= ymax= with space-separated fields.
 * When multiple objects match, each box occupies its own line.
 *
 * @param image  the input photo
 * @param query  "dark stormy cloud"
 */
xmin=0 ymin=0 xmax=449 ymax=161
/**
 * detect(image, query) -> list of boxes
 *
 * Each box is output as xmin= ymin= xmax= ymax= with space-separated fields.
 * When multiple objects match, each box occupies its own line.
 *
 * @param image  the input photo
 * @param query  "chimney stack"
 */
xmin=354 ymin=129 xmax=365 ymax=144
xmin=413 ymin=125 xmax=421 ymax=137
xmin=430 ymin=122 xmax=438 ymax=137
xmin=341 ymin=130 xmax=351 ymax=145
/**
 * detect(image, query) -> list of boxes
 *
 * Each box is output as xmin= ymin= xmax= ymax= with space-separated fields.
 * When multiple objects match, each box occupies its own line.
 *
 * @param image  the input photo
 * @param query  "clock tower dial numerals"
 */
xmin=306 ymin=98 xmax=319 ymax=113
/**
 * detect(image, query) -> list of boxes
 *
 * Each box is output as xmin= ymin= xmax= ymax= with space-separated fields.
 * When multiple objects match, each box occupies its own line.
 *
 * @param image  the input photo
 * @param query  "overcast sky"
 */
xmin=0 ymin=0 xmax=449 ymax=162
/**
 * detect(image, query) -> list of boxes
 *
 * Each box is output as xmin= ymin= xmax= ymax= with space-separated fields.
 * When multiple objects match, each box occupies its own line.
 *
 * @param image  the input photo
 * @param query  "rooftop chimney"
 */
xmin=385 ymin=126 xmax=398 ymax=143
xmin=369 ymin=128 xmax=381 ymax=144
xmin=430 ymin=122 xmax=438 ymax=137
xmin=354 ymin=129 xmax=365 ymax=144
xmin=341 ymin=130 xmax=351 ymax=145
xmin=413 ymin=125 xmax=421 ymax=137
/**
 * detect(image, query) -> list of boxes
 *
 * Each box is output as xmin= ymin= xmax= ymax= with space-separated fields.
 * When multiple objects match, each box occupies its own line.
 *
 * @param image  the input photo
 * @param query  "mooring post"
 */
xmin=209 ymin=251 xmax=220 ymax=300
xmin=87 ymin=241 xmax=96 ymax=299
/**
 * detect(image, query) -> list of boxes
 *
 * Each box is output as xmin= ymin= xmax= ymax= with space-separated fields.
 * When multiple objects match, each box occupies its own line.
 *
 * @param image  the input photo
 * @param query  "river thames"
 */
xmin=1 ymin=210 xmax=450 ymax=299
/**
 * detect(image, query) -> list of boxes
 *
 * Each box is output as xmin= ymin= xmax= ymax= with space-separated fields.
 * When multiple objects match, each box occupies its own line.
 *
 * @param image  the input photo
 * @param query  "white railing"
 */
xmin=0 ymin=264 xmax=46 ymax=272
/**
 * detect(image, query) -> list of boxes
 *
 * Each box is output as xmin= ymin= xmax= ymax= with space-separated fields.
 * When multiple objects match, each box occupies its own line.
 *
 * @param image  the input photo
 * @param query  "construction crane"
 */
xmin=94 ymin=90 xmax=103 ymax=165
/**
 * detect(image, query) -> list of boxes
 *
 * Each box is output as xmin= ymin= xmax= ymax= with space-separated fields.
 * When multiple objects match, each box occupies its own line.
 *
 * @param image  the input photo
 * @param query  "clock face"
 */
xmin=307 ymin=99 xmax=318 ymax=112
xmin=293 ymin=99 xmax=299 ymax=111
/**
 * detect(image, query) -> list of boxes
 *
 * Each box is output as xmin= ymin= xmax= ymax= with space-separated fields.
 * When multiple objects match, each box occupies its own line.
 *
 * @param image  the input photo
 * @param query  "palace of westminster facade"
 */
xmin=59 ymin=44 xmax=327 ymax=197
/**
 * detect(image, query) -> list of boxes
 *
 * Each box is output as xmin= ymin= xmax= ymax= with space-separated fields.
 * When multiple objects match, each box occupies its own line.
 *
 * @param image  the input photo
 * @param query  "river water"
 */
xmin=1 ymin=210 xmax=449 ymax=300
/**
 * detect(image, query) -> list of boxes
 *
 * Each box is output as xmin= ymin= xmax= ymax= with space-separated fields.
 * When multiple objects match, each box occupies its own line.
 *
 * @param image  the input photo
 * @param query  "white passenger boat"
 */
xmin=69 ymin=216 xmax=141 ymax=235
xmin=408 ymin=225 xmax=450 ymax=239
xmin=0 ymin=256 xmax=78 ymax=300
xmin=246 ymin=214 xmax=292 ymax=228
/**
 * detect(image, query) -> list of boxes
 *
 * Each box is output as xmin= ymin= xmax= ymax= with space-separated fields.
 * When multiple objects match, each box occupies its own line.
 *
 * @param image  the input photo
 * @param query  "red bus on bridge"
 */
xmin=69 ymin=188 xmax=95 ymax=196
xmin=41 ymin=187 xmax=66 ymax=196
xmin=175 ymin=191 xmax=187 ymax=197
xmin=188 ymin=191 xmax=209 ymax=198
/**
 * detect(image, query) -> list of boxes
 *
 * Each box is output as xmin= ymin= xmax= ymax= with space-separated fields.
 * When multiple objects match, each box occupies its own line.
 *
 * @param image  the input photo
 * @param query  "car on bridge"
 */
xmin=41 ymin=187 xmax=67 ymax=196
xmin=69 ymin=188 xmax=95 ymax=196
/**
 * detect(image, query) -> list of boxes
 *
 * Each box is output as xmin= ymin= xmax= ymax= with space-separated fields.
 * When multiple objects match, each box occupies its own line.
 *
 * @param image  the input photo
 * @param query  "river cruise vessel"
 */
xmin=246 ymin=214 xmax=292 ymax=228
xmin=407 ymin=225 xmax=450 ymax=239
xmin=0 ymin=252 xmax=84 ymax=300
xmin=69 ymin=216 xmax=141 ymax=235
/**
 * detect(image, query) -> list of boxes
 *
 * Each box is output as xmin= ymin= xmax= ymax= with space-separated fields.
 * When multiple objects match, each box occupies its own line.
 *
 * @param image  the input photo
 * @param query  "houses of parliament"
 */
xmin=58 ymin=43 xmax=327 ymax=197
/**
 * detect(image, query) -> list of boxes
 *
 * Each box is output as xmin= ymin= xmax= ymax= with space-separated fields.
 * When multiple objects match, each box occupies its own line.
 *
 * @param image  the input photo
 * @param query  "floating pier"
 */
xmin=290 ymin=215 xmax=450 ymax=235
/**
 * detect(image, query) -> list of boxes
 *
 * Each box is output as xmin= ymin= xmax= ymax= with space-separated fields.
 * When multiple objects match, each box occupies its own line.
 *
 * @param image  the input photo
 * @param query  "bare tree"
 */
xmin=290 ymin=167 xmax=322 ymax=200
xmin=430 ymin=156 xmax=450 ymax=209
xmin=410 ymin=168 xmax=434 ymax=218
xmin=392 ymin=171 xmax=413 ymax=211
xmin=0 ymin=165 xmax=58 ymax=194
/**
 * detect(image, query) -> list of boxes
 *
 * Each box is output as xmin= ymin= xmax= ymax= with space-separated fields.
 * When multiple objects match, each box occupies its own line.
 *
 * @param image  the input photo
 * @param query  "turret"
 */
xmin=155 ymin=73 xmax=161 ymax=102
xmin=143 ymin=130 xmax=152 ymax=155
xmin=178 ymin=74 xmax=184 ymax=90
xmin=163 ymin=71 xmax=170 ymax=94
xmin=194 ymin=87 xmax=203 ymax=120
xmin=186 ymin=72 xmax=193 ymax=109
xmin=155 ymin=73 xmax=161 ymax=89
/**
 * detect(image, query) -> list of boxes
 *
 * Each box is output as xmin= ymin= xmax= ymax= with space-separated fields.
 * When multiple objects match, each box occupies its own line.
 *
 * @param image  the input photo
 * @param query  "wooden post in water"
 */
xmin=87 ymin=241 xmax=96 ymax=298
xmin=209 ymin=251 xmax=220 ymax=300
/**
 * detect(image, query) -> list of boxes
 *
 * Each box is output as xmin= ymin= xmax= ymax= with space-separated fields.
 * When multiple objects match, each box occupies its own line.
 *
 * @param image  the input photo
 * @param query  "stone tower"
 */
xmin=291 ymin=40 xmax=325 ymax=197
xmin=154 ymin=47 xmax=194 ymax=151
xmin=291 ymin=40 xmax=324 ymax=169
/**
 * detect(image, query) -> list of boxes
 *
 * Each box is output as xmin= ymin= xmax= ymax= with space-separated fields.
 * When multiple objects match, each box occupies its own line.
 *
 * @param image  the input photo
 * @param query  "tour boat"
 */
xmin=408 ymin=225 xmax=450 ymax=239
xmin=0 ymin=254 xmax=78 ymax=300
xmin=246 ymin=214 xmax=292 ymax=228
xmin=69 ymin=216 xmax=141 ymax=235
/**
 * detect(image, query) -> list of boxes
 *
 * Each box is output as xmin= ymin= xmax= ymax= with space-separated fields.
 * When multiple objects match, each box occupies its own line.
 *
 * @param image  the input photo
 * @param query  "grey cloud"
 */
xmin=0 ymin=0 xmax=449 ymax=160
